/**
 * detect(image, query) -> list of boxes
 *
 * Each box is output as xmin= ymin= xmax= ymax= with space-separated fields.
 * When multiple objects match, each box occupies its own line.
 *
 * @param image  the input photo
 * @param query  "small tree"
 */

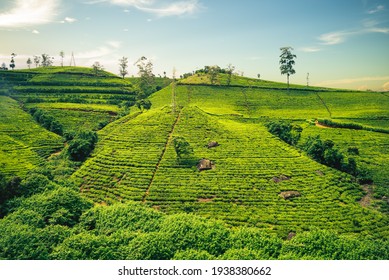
xmin=136 ymin=56 xmax=156 ymax=98
xmin=26 ymin=58 xmax=32 ymax=69
xmin=41 ymin=54 xmax=53 ymax=67
xmin=118 ymin=56 xmax=129 ymax=79
xmin=279 ymin=47 xmax=296 ymax=90
xmin=225 ymin=64 xmax=235 ymax=86
xmin=59 ymin=51 xmax=65 ymax=67
xmin=33 ymin=55 xmax=41 ymax=68
xmin=208 ymin=65 xmax=220 ymax=85
xmin=92 ymin=61 xmax=104 ymax=76
xmin=9 ymin=53 xmax=16 ymax=70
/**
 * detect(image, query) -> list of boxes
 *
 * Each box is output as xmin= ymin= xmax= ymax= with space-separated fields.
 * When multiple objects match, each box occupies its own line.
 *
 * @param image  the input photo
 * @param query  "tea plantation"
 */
xmin=0 ymin=68 xmax=388 ymax=260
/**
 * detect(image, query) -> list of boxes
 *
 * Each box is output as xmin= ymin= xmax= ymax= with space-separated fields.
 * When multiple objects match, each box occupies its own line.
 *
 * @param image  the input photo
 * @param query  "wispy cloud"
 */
xmin=300 ymin=47 xmax=321 ymax=53
xmin=367 ymin=4 xmax=385 ymax=14
xmin=32 ymin=29 xmax=40 ymax=34
xmin=318 ymin=31 xmax=351 ymax=45
xmin=317 ymin=76 xmax=389 ymax=86
xmin=61 ymin=17 xmax=77 ymax=23
xmin=88 ymin=0 xmax=203 ymax=17
xmin=75 ymin=41 xmax=122 ymax=59
xmin=0 ymin=0 xmax=61 ymax=28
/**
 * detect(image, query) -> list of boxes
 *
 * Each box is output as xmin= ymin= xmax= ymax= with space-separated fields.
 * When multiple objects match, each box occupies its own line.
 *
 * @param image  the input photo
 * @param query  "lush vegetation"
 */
xmin=1 ymin=67 xmax=388 ymax=260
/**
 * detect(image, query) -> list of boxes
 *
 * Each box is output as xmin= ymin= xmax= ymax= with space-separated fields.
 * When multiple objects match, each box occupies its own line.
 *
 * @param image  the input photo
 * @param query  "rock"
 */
xmin=272 ymin=175 xmax=291 ymax=183
xmin=279 ymin=191 xmax=301 ymax=200
xmin=287 ymin=232 xmax=296 ymax=240
xmin=207 ymin=141 xmax=219 ymax=148
xmin=197 ymin=158 xmax=214 ymax=171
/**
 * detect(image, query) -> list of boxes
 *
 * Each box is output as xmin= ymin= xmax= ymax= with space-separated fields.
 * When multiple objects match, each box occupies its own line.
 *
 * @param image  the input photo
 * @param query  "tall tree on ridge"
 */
xmin=279 ymin=47 xmax=296 ymax=91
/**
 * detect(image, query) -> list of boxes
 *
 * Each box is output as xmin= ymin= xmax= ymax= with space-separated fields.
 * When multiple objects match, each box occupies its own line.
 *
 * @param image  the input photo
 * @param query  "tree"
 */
xmin=41 ymin=54 xmax=53 ymax=67
xmin=208 ymin=65 xmax=220 ymax=85
xmin=26 ymin=58 xmax=32 ymax=69
xmin=225 ymin=64 xmax=235 ymax=85
xmin=59 ymin=51 xmax=65 ymax=67
xmin=118 ymin=56 xmax=128 ymax=79
xmin=9 ymin=53 xmax=16 ymax=70
xmin=279 ymin=47 xmax=296 ymax=90
xmin=1 ymin=62 xmax=7 ymax=70
xmin=92 ymin=61 xmax=104 ymax=76
xmin=136 ymin=56 xmax=156 ymax=98
xmin=33 ymin=56 xmax=41 ymax=68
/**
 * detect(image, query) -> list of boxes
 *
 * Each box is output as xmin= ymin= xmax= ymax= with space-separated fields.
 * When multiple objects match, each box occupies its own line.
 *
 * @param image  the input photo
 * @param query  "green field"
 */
xmin=1 ymin=67 xmax=388 ymax=259
xmin=0 ymin=96 xmax=63 ymax=176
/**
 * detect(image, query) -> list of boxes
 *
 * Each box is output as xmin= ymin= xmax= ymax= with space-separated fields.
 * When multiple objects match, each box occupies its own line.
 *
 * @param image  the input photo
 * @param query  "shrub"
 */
xmin=265 ymin=120 xmax=302 ymax=146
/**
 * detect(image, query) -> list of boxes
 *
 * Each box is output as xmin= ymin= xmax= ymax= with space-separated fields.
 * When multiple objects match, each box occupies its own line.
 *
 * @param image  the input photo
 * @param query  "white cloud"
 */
xmin=88 ymin=0 xmax=202 ymax=17
xmin=0 ymin=0 xmax=61 ymax=28
xmin=64 ymin=17 xmax=77 ymax=23
xmin=318 ymin=31 xmax=350 ymax=45
xmin=75 ymin=41 xmax=122 ymax=59
xmin=367 ymin=5 xmax=385 ymax=14
xmin=300 ymin=47 xmax=321 ymax=53
xmin=32 ymin=29 xmax=40 ymax=34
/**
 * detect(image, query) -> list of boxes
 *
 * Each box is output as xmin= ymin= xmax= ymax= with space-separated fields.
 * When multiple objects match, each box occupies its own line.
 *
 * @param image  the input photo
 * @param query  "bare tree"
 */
xmin=33 ymin=56 xmax=41 ymax=68
xmin=27 ymin=58 xmax=32 ymax=69
xmin=59 ymin=51 xmax=65 ymax=67
xmin=225 ymin=63 xmax=235 ymax=85
xmin=92 ymin=61 xmax=104 ymax=76
xmin=118 ymin=56 xmax=129 ymax=79
xmin=41 ymin=54 xmax=54 ymax=67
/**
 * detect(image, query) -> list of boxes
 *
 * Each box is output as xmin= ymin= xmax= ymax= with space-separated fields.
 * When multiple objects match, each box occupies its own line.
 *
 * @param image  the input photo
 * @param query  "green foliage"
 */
xmin=172 ymin=249 xmax=215 ymax=260
xmin=78 ymin=202 xmax=163 ymax=234
xmin=16 ymin=187 xmax=93 ymax=227
xmin=67 ymin=130 xmax=97 ymax=161
xmin=30 ymin=108 xmax=63 ymax=135
xmin=265 ymin=120 xmax=302 ymax=145
xmin=173 ymin=136 xmax=195 ymax=165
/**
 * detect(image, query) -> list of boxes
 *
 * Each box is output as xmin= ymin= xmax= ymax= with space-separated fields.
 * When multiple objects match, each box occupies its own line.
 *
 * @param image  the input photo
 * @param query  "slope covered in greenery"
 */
xmin=1 ymin=68 xmax=388 ymax=259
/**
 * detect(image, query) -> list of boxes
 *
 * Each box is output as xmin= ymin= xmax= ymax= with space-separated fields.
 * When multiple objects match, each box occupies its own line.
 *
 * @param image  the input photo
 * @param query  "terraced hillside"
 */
xmin=0 ymin=67 xmax=136 ymax=133
xmin=73 ymin=76 xmax=389 ymax=237
xmin=1 ymin=69 xmax=388 ymax=240
xmin=0 ymin=96 xmax=63 ymax=176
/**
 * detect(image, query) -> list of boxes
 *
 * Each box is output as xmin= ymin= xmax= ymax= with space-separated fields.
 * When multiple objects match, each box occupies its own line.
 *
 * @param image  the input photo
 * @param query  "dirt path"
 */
xmin=315 ymin=120 xmax=331 ymax=128
xmin=359 ymin=185 xmax=373 ymax=208
xmin=142 ymin=109 xmax=182 ymax=203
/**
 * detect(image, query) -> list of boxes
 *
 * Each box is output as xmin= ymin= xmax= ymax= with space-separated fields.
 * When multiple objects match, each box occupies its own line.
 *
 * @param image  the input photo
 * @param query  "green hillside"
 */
xmin=1 ymin=68 xmax=388 ymax=259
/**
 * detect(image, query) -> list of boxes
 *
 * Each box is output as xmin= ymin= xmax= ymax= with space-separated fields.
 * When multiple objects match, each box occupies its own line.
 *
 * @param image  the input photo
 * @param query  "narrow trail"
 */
xmin=314 ymin=92 xmax=332 ymax=118
xmin=142 ymin=109 xmax=182 ymax=203
xmin=241 ymin=87 xmax=251 ymax=116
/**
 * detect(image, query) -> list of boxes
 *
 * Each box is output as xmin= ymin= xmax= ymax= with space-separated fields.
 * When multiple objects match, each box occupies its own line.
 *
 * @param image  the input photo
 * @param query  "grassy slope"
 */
xmin=1 ymin=67 xmax=135 ymax=132
xmin=1 ymin=69 xmax=388 ymax=238
xmin=0 ymin=96 xmax=63 ymax=176
xmin=73 ymin=75 xmax=389 ymax=237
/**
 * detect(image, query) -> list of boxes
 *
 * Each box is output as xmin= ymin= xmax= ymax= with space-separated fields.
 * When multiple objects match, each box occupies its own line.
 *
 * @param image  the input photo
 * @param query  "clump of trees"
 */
xmin=173 ymin=136 xmax=195 ymax=166
xmin=265 ymin=120 xmax=372 ymax=184
xmin=265 ymin=120 xmax=302 ymax=146
xmin=66 ymin=130 xmax=98 ymax=161
xmin=29 ymin=108 xmax=63 ymax=135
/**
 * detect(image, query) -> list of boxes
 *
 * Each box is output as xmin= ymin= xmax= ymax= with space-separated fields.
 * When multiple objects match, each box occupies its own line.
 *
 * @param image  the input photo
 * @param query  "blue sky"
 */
xmin=1 ymin=0 xmax=389 ymax=90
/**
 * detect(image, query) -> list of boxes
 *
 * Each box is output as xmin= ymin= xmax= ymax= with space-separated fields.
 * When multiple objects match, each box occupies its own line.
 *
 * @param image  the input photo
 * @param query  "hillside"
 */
xmin=0 ymin=68 xmax=388 ymax=259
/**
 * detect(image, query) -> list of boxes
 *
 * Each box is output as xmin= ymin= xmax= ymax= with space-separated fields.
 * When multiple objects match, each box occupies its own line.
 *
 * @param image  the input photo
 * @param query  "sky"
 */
xmin=1 ymin=0 xmax=389 ymax=90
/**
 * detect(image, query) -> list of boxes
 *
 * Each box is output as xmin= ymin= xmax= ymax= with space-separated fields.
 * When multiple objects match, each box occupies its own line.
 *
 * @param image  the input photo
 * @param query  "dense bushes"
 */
xmin=266 ymin=120 xmax=373 ymax=184
xmin=173 ymin=136 xmax=196 ymax=166
xmin=265 ymin=120 xmax=302 ymax=145
xmin=302 ymin=135 xmax=372 ymax=183
xmin=67 ymin=130 xmax=98 ymax=161
xmin=2 ymin=192 xmax=388 ymax=260
xmin=30 ymin=108 xmax=63 ymax=135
